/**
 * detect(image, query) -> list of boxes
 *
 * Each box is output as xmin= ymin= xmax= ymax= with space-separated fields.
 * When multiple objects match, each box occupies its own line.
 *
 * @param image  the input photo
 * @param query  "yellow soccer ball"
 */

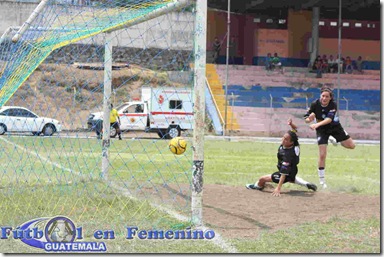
xmin=169 ymin=137 xmax=187 ymax=155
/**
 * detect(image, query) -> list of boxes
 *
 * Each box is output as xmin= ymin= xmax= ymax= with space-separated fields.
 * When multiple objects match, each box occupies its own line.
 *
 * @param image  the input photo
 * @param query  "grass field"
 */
xmin=0 ymin=135 xmax=380 ymax=253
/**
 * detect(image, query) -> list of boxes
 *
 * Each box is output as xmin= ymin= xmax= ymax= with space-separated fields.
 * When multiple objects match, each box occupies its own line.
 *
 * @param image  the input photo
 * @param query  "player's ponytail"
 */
xmin=288 ymin=130 xmax=299 ymax=146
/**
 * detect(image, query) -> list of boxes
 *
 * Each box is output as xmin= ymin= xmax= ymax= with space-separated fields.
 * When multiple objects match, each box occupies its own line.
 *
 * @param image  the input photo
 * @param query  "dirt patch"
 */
xmin=202 ymin=184 xmax=380 ymax=239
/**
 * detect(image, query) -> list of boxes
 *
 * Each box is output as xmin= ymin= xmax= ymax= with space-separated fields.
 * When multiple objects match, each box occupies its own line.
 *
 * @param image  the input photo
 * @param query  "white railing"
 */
xmin=341 ymin=97 xmax=349 ymax=111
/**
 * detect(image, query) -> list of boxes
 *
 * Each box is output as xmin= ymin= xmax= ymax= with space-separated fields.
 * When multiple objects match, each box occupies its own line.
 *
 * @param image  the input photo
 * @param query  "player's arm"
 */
xmin=304 ymin=103 xmax=316 ymax=123
xmin=309 ymin=118 xmax=332 ymax=130
xmin=287 ymin=118 xmax=298 ymax=132
xmin=272 ymin=174 xmax=285 ymax=197
xmin=304 ymin=113 xmax=315 ymax=123
xmin=273 ymin=160 xmax=291 ymax=197
xmin=309 ymin=107 xmax=336 ymax=130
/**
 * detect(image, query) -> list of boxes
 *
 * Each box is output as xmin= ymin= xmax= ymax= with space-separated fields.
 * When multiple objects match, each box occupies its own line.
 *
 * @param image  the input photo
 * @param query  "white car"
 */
xmin=0 ymin=106 xmax=62 ymax=136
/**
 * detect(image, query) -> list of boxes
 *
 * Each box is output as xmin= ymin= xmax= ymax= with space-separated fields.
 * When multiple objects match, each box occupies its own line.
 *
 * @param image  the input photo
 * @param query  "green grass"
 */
xmin=0 ymin=136 xmax=380 ymax=253
xmin=232 ymin=217 xmax=380 ymax=253
xmin=204 ymin=141 xmax=380 ymax=195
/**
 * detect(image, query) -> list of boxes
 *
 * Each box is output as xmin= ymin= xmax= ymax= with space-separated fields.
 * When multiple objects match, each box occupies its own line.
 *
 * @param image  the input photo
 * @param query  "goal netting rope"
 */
xmin=0 ymin=0 xmax=197 ymax=252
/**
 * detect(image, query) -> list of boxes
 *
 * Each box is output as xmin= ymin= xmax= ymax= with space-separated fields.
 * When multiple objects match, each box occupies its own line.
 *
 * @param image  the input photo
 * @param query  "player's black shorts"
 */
xmin=271 ymin=171 xmax=297 ymax=184
xmin=316 ymin=124 xmax=350 ymax=145
xmin=110 ymin=122 xmax=120 ymax=130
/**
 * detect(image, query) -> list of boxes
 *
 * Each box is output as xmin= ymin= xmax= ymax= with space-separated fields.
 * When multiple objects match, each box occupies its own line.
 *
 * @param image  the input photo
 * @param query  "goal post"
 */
xmin=0 ymin=1 xmax=208 ymax=251
xmin=191 ymin=0 xmax=207 ymax=227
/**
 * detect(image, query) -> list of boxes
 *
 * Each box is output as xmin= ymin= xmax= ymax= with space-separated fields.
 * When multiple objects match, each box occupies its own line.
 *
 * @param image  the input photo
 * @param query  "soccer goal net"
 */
xmin=0 ymin=0 xmax=204 ymax=252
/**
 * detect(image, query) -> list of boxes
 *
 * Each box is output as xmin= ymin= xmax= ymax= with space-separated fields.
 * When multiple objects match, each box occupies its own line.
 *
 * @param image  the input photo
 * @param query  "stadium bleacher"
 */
xmin=209 ymin=64 xmax=380 ymax=139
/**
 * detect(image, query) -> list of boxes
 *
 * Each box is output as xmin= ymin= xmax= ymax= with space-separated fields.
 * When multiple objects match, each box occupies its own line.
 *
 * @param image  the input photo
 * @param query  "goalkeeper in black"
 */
xmin=246 ymin=118 xmax=317 ymax=197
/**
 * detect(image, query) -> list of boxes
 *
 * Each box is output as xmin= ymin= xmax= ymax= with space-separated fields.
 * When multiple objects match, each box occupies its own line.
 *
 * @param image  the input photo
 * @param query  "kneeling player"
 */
xmin=246 ymin=118 xmax=317 ymax=197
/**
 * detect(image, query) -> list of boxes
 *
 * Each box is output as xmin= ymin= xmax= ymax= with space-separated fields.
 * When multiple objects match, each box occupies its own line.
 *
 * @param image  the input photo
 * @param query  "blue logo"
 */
xmin=1 ymin=216 xmax=215 ymax=252
xmin=2 ymin=216 xmax=106 ymax=252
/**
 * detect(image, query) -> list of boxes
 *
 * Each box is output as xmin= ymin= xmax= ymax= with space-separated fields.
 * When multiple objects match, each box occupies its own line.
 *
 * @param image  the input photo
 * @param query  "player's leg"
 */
xmin=246 ymin=174 xmax=272 ymax=190
xmin=332 ymin=125 xmax=355 ymax=149
xmin=318 ymin=144 xmax=328 ymax=188
xmin=316 ymin=129 xmax=329 ymax=188
xmin=117 ymin=123 xmax=122 ymax=140
xmin=340 ymin=138 xmax=355 ymax=149
xmin=112 ymin=122 xmax=122 ymax=140
xmin=294 ymin=176 xmax=317 ymax=191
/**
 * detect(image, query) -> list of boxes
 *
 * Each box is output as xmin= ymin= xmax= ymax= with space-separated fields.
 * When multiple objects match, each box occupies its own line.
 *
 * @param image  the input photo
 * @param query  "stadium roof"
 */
xmin=208 ymin=0 xmax=381 ymax=21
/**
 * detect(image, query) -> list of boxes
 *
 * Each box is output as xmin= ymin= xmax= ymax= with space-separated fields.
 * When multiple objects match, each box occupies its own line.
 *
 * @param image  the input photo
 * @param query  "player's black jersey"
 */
xmin=277 ymin=145 xmax=300 ymax=176
xmin=304 ymin=99 xmax=340 ymax=126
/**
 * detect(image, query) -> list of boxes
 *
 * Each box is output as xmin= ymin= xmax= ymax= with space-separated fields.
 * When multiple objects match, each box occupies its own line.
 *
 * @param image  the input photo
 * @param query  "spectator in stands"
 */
xmin=271 ymin=53 xmax=283 ymax=72
xmin=265 ymin=53 xmax=273 ymax=71
xmin=312 ymin=55 xmax=322 ymax=78
xmin=344 ymin=56 xmax=353 ymax=73
xmin=335 ymin=54 xmax=344 ymax=73
xmin=355 ymin=56 xmax=364 ymax=74
xmin=228 ymin=36 xmax=237 ymax=65
xmin=304 ymin=86 xmax=355 ymax=189
xmin=327 ymin=55 xmax=337 ymax=73
xmin=212 ymin=37 xmax=222 ymax=64
xmin=321 ymin=54 xmax=328 ymax=73
xmin=246 ymin=118 xmax=317 ymax=196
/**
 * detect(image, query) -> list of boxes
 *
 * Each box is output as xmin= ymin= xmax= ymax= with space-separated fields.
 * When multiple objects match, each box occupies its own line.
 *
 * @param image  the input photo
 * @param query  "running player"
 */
xmin=304 ymin=86 xmax=355 ymax=188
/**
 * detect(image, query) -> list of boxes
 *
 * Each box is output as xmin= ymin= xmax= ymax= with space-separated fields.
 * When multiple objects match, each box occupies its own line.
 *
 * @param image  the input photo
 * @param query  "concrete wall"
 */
xmin=0 ymin=1 xmax=195 ymax=51
xmin=0 ymin=1 xmax=195 ymax=70
xmin=0 ymin=1 xmax=38 ymax=34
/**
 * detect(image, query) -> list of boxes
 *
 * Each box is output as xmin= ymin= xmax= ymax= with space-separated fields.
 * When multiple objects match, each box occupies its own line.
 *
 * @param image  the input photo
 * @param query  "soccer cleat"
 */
xmin=320 ymin=181 xmax=327 ymax=189
xmin=306 ymin=183 xmax=317 ymax=191
xmin=246 ymin=184 xmax=264 ymax=191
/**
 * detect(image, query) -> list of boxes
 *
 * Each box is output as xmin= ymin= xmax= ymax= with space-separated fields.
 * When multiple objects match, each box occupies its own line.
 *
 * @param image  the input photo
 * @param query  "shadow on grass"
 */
xmin=259 ymin=188 xmax=316 ymax=197
xmin=283 ymin=190 xmax=317 ymax=197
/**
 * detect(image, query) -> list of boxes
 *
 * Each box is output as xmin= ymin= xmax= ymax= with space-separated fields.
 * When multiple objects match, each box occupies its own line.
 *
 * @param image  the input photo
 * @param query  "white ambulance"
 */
xmin=87 ymin=87 xmax=194 ymax=139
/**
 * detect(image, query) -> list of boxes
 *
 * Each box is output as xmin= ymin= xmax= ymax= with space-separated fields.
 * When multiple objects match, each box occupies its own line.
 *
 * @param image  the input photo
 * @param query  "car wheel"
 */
xmin=0 ymin=124 xmax=6 ymax=135
xmin=110 ymin=127 xmax=117 ymax=138
xmin=166 ymin=126 xmax=181 ymax=139
xmin=42 ymin=124 xmax=56 ymax=136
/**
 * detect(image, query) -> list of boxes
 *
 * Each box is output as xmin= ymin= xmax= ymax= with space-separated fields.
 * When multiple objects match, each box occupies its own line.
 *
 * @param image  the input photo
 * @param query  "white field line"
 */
xmin=0 ymin=136 xmax=238 ymax=253
xmin=0 ymin=137 xmax=85 ymax=178
xmin=110 ymin=182 xmax=238 ymax=253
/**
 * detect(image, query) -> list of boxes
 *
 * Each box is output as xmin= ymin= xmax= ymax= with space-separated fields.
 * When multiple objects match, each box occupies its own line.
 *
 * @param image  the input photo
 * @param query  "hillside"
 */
xmin=6 ymin=63 xmax=187 ymax=130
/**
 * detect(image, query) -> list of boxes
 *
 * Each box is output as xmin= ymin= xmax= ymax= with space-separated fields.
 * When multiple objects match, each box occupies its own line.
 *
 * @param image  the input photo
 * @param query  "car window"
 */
xmin=0 ymin=109 xmax=10 ymax=116
xmin=116 ymin=104 xmax=129 ymax=112
xmin=123 ymin=105 xmax=143 ymax=114
xmin=14 ymin=109 xmax=30 ymax=117
xmin=21 ymin=109 xmax=37 ymax=118
xmin=6 ymin=109 xmax=20 ymax=116
xmin=134 ymin=104 xmax=144 ymax=113
xmin=169 ymin=100 xmax=183 ymax=109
